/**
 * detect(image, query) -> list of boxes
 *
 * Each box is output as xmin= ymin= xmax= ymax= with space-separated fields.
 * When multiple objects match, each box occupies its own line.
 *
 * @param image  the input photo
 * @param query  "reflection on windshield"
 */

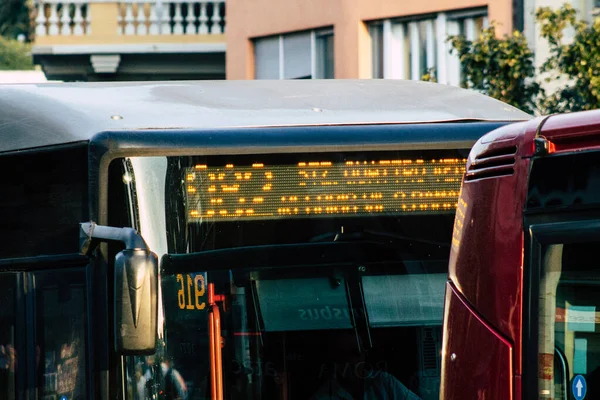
xmin=125 ymin=215 xmax=452 ymax=400
xmin=309 ymin=330 xmax=420 ymax=400
xmin=126 ymin=260 xmax=445 ymax=399
xmin=131 ymin=354 xmax=189 ymax=400
xmin=139 ymin=255 xmax=446 ymax=400
xmin=256 ymin=277 xmax=353 ymax=331
xmin=363 ymin=274 xmax=446 ymax=328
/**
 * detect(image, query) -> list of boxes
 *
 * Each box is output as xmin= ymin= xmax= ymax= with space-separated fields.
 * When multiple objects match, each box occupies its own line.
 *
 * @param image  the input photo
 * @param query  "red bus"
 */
xmin=441 ymin=109 xmax=600 ymax=400
xmin=0 ymin=80 xmax=529 ymax=400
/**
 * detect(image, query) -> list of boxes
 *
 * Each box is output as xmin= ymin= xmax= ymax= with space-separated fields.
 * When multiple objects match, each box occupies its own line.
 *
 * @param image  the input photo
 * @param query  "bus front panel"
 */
xmin=121 ymin=148 xmax=470 ymax=400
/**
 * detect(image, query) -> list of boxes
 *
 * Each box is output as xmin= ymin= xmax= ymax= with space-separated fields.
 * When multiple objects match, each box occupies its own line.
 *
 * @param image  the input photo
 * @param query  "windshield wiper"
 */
xmin=309 ymin=227 xmax=450 ymax=248
xmin=161 ymin=240 xmax=401 ymax=275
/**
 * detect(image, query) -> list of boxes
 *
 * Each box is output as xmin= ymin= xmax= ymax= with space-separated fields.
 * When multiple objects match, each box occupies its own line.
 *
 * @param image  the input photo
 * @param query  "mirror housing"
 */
xmin=80 ymin=222 xmax=158 ymax=355
xmin=114 ymin=249 xmax=158 ymax=354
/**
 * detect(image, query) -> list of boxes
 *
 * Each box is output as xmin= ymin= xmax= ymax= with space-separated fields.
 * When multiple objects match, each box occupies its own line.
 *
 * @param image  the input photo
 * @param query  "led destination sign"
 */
xmin=185 ymin=158 xmax=467 ymax=221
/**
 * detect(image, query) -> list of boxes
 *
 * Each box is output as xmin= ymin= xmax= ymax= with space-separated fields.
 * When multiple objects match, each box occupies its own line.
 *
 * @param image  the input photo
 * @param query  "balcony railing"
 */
xmin=35 ymin=0 xmax=90 ymax=36
xmin=33 ymin=0 xmax=225 ymax=46
xmin=117 ymin=1 xmax=225 ymax=35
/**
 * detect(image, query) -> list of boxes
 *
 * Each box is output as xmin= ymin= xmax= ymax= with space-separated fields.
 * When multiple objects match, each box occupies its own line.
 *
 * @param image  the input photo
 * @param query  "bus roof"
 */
xmin=0 ymin=79 xmax=532 ymax=153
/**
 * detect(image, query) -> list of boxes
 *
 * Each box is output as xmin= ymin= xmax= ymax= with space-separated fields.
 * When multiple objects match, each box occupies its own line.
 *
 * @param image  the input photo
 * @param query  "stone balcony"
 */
xmin=32 ymin=0 xmax=226 ymax=81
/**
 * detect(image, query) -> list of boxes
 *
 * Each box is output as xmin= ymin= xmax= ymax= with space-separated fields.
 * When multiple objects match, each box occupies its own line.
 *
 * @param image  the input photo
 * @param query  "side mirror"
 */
xmin=80 ymin=222 xmax=158 ymax=355
xmin=114 ymin=248 xmax=158 ymax=354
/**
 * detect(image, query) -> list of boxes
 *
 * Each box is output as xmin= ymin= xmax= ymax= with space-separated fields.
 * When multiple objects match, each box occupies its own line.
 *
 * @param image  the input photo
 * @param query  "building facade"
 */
xmin=226 ymin=0 xmax=520 ymax=85
xmin=32 ymin=0 xmax=227 ymax=81
xmin=30 ymin=1 xmax=600 ymax=86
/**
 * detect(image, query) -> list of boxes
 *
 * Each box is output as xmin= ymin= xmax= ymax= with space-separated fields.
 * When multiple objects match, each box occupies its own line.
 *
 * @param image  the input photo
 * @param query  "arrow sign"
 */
xmin=572 ymin=374 xmax=587 ymax=400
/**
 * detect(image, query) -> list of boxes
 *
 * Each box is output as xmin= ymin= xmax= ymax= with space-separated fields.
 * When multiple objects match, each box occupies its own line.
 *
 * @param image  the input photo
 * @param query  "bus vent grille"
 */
xmin=420 ymin=327 xmax=440 ymax=376
xmin=465 ymin=145 xmax=517 ymax=181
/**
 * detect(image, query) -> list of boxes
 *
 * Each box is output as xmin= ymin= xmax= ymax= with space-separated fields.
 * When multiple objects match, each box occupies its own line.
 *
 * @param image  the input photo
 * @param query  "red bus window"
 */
xmin=539 ymin=242 xmax=600 ymax=399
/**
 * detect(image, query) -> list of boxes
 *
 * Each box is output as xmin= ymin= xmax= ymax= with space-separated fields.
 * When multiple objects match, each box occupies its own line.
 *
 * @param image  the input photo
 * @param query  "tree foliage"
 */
xmin=448 ymin=24 xmax=540 ymax=114
xmin=0 ymin=0 xmax=33 ymax=41
xmin=536 ymin=4 xmax=600 ymax=113
xmin=425 ymin=4 xmax=600 ymax=114
xmin=0 ymin=0 xmax=34 ymax=70
xmin=0 ymin=36 xmax=34 ymax=70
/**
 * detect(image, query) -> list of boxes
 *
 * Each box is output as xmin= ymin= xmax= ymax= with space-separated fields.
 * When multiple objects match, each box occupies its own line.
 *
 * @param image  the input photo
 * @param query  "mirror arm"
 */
xmin=79 ymin=221 xmax=149 ymax=255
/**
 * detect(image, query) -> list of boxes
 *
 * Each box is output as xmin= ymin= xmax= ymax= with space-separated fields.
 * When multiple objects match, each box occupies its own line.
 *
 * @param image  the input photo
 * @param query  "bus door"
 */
xmin=528 ymin=220 xmax=600 ymax=400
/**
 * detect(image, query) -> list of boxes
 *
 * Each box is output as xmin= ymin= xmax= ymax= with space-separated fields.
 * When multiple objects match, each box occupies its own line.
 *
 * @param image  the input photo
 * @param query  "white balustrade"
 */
xmin=34 ymin=0 xmax=225 ymax=38
xmin=35 ymin=0 xmax=90 ymax=37
xmin=117 ymin=0 xmax=226 ymax=36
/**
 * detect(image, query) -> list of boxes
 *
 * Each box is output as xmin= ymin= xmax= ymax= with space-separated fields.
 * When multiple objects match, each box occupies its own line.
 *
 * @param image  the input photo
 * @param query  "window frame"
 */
xmin=314 ymin=28 xmax=334 ymax=79
xmin=253 ymin=27 xmax=335 ymax=80
xmin=368 ymin=7 xmax=488 ymax=83
xmin=525 ymin=219 xmax=600 ymax=400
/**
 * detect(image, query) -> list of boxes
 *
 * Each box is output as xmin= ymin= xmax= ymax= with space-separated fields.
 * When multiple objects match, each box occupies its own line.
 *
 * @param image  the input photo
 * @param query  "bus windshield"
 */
xmin=125 ymin=149 xmax=468 ymax=400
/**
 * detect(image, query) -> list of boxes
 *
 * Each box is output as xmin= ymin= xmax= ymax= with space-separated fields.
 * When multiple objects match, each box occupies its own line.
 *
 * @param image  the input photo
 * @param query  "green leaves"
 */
xmin=536 ymin=5 xmax=600 ymax=113
xmin=0 ymin=0 xmax=33 ymax=41
xmin=422 ymin=68 xmax=437 ymax=83
xmin=0 ymin=36 xmax=34 ymax=70
xmin=0 ymin=0 xmax=34 ymax=70
xmin=442 ymin=4 xmax=600 ymax=114
xmin=535 ymin=4 xmax=577 ymax=46
xmin=446 ymin=23 xmax=540 ymax=114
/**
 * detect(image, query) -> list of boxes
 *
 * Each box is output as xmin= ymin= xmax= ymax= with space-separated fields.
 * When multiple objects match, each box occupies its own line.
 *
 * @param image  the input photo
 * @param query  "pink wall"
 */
xmin=226 ymin=0 xmax=512 ymax=79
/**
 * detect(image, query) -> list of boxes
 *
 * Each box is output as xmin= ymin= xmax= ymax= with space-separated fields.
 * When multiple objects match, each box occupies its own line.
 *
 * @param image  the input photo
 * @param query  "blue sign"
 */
xmin=572 ymin=374 xmax=587 ymax=400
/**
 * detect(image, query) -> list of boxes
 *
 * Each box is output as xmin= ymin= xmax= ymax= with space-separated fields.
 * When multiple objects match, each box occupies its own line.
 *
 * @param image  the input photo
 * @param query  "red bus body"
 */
xmin=441 ymin=109 xmax=600 ymax=400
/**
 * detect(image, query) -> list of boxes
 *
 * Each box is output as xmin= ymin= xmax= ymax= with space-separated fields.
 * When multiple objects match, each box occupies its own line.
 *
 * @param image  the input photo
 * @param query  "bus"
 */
xmin=0 ymin=79 xmax=530 ymax=400
xmin=440 ymin=109 xmax=600 ymax=400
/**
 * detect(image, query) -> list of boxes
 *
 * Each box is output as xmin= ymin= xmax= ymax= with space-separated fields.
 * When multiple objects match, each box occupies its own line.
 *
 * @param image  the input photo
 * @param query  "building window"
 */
xmin=254 ymin=28 xmax=334 ymax=80
xmin=315 ymin=30 xmax=334 ymax=79
xmin=369 ymin=23 xmax=384 ymax=79
xmin=369 ymin=8 xmax=488 ymax=85
xmin=254 ymin=36 xmax=280 ymax=80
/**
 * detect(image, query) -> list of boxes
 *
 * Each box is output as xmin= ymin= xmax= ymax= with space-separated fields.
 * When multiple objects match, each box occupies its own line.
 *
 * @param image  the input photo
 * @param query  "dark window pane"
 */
xmin=254 ymin=36 xmax=280 ymax=80
xmin=0 ymin=274 xmax=17 ymax=400
xmin=370 ymin=23 xmax=384 ymax=79
xmin=316 ymin=32 xmax=334 ymax=79
xmin=35 ymin=269 xmax=87 ymax=400
xmin=0 ymin=145 xmax=87 ymax=258
xmin=282 ymin=32 xmax=311 ymax=79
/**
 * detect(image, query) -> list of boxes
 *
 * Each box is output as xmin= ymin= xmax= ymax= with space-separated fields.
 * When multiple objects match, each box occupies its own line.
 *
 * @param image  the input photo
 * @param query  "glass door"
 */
xmin=527 ymin=220 xmax=600 ymax=400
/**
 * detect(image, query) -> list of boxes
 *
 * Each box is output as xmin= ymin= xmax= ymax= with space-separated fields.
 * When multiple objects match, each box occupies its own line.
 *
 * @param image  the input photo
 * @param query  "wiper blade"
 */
xmin=310 ymin=229 xmax=450 ymax=248
xmin=161 ymin=241 xmax=400 ymax=274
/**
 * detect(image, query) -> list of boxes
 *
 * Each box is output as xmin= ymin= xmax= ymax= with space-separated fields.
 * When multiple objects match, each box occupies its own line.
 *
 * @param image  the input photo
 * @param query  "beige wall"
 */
xmin=226 ymin=0 xmax=513 ymax=80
